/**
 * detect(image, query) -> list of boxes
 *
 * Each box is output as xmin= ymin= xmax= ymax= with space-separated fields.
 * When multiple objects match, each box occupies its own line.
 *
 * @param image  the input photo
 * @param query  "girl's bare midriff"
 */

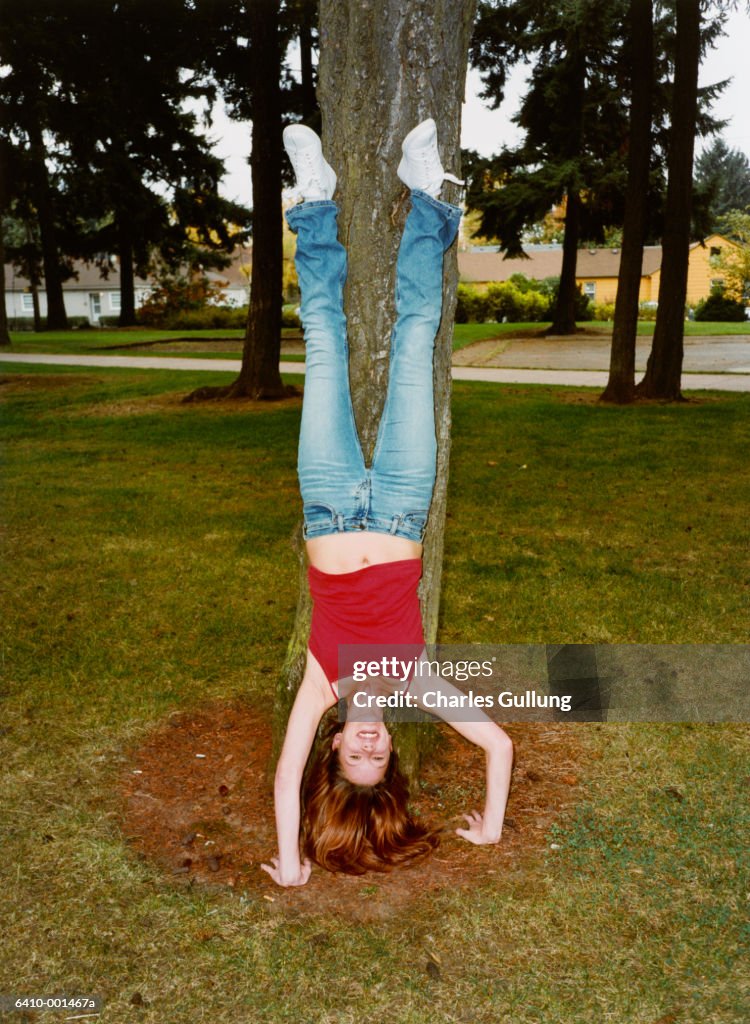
xmin=306 ymin=532 xmax=422 ymax=575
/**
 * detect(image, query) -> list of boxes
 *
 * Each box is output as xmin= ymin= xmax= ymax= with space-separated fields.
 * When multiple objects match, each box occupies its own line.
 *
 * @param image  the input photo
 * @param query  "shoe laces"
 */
xmin=411 ymin=142 xmax=464 ymax=187
xmin=297 ymin=148 xmax=323 ymax=187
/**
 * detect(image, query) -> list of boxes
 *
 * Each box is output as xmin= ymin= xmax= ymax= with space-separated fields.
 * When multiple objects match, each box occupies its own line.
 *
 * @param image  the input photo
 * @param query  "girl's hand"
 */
xmin=455 ymin=810 xmax=501 ymax=845
xmin=260 ymin=855 xmax=312 ymax=888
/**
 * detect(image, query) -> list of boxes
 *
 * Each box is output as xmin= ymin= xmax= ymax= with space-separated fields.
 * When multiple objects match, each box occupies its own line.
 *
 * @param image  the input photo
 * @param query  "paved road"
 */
xmin=2 ymin=351 xmax=750 ymax=392
xmin=452 ymin=333 xmax=750 ymax=374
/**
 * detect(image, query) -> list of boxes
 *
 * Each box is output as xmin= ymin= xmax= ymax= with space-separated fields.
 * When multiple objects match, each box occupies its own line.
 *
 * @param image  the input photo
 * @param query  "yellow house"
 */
xmin=458 ymin=233 xmax=741 ymax=306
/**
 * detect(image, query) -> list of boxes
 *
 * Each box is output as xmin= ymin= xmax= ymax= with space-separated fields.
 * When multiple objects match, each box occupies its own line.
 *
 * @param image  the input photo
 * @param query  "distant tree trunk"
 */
xmin=230 ymin=0 xmax=285 ymax=399
xmin=117 ymin=216 xmax=137 ymax=327
xmin=548 ymin=187 xmax=583 ymax=334
xmin=30 ymin=280 xmax=41 ymax=332
xmin=636 ymin=0 xmax=701 ymax=401
xmin=602 ymin=0 xmax=654 ymax=404
xmin=28 ymin=118 xmax=68 ymax=331
xmin=274 ymin=0 xmax=477 ymax=782
xmin=186 ymin=0 xmax=285 ymax=403
xmin=0 ymin=230 xmax=11 ymax=346
xmin=547 ymin=40 xmax=585 ymax=337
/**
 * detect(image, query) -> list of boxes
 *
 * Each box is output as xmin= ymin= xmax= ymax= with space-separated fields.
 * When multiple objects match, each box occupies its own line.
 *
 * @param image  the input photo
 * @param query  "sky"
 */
xmin=210 ymin=7 xmax=750 ymax=206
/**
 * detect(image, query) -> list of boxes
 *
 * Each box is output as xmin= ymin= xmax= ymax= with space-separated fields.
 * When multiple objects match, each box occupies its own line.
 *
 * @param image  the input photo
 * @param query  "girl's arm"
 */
xmin=261 ymin=658 xmax=336 ymax=886
xmin=408 ymin=673 xmax=514 ymax=844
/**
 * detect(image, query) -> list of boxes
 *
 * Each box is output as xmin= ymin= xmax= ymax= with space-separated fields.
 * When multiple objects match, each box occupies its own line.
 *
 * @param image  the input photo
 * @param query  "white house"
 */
xmin=4 ymin=246 xmax=253 ymax=325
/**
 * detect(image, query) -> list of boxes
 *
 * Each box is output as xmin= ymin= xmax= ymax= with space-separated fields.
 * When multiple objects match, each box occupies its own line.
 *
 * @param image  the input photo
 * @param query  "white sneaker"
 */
xmin=396 ymin=118 xmax=464 ymax=199
xmin=283 ymin=124 xmax=337 ymax=201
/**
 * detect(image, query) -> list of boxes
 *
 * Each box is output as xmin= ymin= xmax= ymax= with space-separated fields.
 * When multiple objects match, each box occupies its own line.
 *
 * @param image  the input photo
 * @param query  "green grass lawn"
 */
xmin=6 ymin=323 xmax=506 ymax=357
xmin=2 ymin=364 xmax=749 ymax=1023
xmin=6 ymin=319 xmax=749 ymax=361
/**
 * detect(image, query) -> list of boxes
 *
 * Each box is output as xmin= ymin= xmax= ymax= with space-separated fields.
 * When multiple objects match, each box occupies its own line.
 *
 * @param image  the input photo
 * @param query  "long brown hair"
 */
xmin=301 ymin=720 xmax=439 ymax=874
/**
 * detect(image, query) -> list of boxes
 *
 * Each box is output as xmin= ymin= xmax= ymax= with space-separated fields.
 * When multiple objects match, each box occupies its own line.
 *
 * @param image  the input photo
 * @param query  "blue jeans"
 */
xmin=286 ymin=189 xmax=461 ymax=543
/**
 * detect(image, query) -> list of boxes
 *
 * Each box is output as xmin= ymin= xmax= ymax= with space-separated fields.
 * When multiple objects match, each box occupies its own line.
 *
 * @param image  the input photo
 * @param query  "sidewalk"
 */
xmin=2 ymin=352 xmax=750 ymax=392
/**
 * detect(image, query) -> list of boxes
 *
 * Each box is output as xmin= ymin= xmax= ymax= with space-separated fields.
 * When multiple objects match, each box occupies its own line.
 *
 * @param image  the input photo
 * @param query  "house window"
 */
xmin=710 ymin=246 xmax=722 ymax=257
xmin=583 ymin=281 xmax=596 ymax=300
xmin=109 ymin=292 xmax=121 ymax=311
xmin=21 ymin=293 xmax=34 ymax=313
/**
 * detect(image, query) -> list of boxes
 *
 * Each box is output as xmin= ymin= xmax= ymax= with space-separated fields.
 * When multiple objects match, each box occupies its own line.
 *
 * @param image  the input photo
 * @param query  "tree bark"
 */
xmin=28 ymin=119 xmax=68 ymax=331
xmin=274 ymin=0 xmax=477 ymax=782
xmin=602 ymin=0 xmax=654 ymax=404
xmin=636 ymin=0 xmax=701 ymax=401
xmin=548 ymin=187 xmax=583 ymax=334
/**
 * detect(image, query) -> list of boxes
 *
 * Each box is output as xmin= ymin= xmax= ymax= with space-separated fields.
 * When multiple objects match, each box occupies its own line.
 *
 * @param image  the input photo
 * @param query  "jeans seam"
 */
xmin=410 ymin=189 xmax=463 ymax=218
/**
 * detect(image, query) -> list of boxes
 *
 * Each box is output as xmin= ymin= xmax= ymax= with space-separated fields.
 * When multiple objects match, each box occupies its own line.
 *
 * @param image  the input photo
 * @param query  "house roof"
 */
xmin=458 ymin=244 xmax=664 ymax=283
xmin=4 ymin=260 xmax=152 ymax=292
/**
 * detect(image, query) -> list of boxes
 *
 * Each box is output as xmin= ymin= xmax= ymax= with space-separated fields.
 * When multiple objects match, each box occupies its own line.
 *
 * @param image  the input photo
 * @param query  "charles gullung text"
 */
xmin=351 ymin=689 xmax=572 ymax=712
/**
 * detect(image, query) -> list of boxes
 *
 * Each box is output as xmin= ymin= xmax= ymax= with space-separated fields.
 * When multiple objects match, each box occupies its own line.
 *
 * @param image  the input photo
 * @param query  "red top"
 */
xmin=308 ymin=558 xmax=425 ymax=687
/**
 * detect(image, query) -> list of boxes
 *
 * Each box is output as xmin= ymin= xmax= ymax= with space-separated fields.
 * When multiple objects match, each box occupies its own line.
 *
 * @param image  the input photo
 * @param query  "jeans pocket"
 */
xmin=399 ymin=509 xmax=429 ymax=541
xmin=303 ymin=501 xmax=337 ymax=539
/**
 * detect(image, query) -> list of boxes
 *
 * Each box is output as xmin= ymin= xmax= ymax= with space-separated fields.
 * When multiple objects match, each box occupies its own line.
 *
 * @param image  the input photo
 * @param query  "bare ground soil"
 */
xmin=119 ymin=700 xmax=589 ymax=923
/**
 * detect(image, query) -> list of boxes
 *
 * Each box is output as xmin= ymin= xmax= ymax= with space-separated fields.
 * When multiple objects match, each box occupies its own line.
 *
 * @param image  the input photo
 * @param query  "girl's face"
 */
xmin=332 ymin=722 xmax=392 ymax=786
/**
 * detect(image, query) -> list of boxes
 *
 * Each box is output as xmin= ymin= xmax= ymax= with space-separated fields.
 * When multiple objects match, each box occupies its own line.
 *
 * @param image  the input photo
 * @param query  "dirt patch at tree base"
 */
xmin=119 ymin=700 xmax=589 ymax=922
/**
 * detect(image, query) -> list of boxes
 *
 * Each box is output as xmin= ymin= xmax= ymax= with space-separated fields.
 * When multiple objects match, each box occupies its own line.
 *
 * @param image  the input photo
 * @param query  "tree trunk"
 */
xmin=0 ymin=228 xmax=11 ymax=346
xmin=232 ymin=0 xmax=285 ymax=399
xmin=602 ymin=0 xmax=654 ymax=404
xmin=547 ymin=39 xmax=585 ymax=337
xmin=28 ymin=119 xmax=68 ymax=331
xmin=636 ymin=0 xmax=701 ymax=401
xmin=274 ymin=0 xmax=477 ymax=782
xmin=31 ymin=281 xmax=41 ymax=332
xmin=117 ymin=217 xmax=137 ymax=327
xmin=186 ymin=0 xmax=286 ymax=402
xmin=548 ymin=187 xmax=582 ymax=334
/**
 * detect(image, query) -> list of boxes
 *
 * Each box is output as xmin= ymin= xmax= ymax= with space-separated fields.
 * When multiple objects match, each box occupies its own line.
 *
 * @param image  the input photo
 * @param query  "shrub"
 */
xmin=591 ymin=302 xmax=615 ymax=321
xmin=694 ymin=286 xmax=747 ymax=322
xmin=136 ymin=268 xmax=230 ymax=326
xmin=455 ymin=281 xmax=551 ymax=323
xmin=7 ymin=316 xmax=91 ymax=330
xmin=157 ymin=307 xmax=248 ymax=330
xmin=638 ymin=301 xmax=658 ymax=321
xmin=538 ymin=276 xmax=592 ymax=320
xmin=281 ymin=305 xmax=301 ymax=328
xmin=455 ymin=284 xmax=485 ymax=323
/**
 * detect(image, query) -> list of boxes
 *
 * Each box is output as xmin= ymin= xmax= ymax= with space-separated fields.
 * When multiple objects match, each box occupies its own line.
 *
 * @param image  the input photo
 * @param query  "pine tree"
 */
xmin=185 ymin=0 xmax=319 ymax=400
xmin=694 ymin=138 xmax=750 ymax=231
xmin=467 ymin=0 xmax=632 ymax=334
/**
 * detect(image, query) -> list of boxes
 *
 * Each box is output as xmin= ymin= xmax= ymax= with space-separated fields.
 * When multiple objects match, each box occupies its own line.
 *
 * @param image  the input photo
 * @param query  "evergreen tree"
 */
xmin=0 ymin=1 xmax=77 ymax=329
xmin=62 ymin=1 xmax=250 ymax=326
xmin=467 ymin=0 xmax=632 ymax=334
xmin=694 ymin=138 xmax=750 ymax=231
xmin=1 ymin=1 xmax=251 ymax=329
xmin=636 ymin=0 xmax=721 ymax=400
xmin=186 ymin=0 xmax=319 ymax=400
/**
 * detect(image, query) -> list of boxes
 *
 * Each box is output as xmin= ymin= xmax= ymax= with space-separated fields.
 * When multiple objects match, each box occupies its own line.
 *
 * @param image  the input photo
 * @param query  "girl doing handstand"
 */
xmin=262 ymin=120 xmax=514 ymax=887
